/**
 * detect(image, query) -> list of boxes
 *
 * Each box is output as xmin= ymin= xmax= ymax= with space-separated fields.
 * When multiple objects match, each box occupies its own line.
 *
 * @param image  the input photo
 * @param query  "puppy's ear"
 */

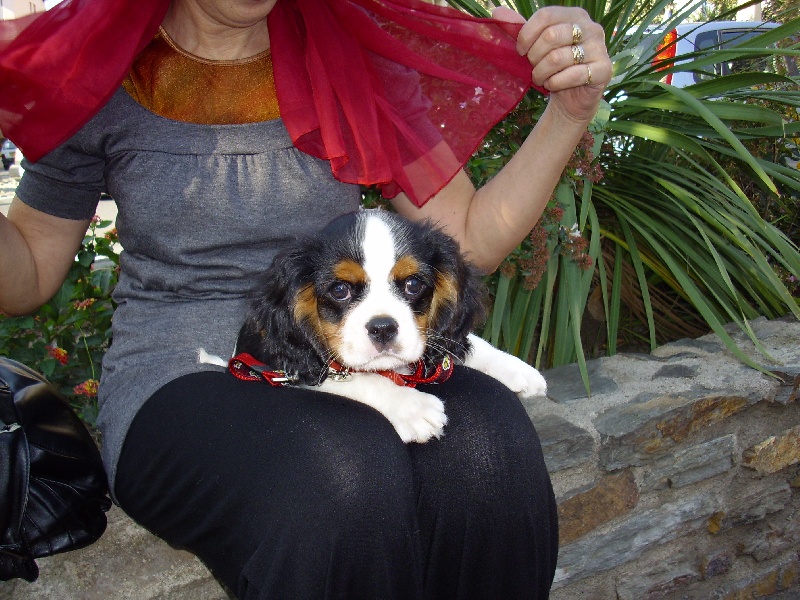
xmin=236 ymin=243 xmax=330 ymax=385
xmin=424 ymin=229 xmax=488 ymax=365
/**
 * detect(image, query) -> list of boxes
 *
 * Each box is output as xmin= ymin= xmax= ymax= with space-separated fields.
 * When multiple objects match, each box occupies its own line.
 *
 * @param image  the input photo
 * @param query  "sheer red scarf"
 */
xmin=0 ymin=0 xmax=543 ymax=206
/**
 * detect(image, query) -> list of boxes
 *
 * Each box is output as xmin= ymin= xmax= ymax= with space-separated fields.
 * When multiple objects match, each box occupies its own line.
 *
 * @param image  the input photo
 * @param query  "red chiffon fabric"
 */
xmin=0 ymin=0 xmax=543 ymax=207
xmin=0 ymin=0 xmax=169 ymax=164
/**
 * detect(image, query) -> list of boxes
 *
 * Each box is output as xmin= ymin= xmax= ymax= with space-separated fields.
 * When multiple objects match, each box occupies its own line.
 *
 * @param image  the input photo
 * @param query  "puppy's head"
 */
xmin=237 ymin=210 xmax=487 ymax=384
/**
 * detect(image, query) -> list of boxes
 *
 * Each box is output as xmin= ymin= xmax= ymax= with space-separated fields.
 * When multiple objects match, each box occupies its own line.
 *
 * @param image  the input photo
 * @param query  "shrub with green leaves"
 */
xmin=452 ymin=0 xmax=800 ymax=390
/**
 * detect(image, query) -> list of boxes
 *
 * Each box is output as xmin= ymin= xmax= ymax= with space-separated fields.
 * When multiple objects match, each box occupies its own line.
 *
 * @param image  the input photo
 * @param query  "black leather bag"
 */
xmin=0 ymin=357 xmax=111 ymax=582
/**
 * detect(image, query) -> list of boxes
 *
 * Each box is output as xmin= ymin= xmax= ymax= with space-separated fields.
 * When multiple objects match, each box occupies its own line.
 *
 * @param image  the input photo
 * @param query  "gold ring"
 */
xmin=572 ymin=23 xmax=583 ymax=46
xmin=572 ymin=45 xmax=585 ymax=65
xmin=585 ymin=64 xmax=592 ymax=86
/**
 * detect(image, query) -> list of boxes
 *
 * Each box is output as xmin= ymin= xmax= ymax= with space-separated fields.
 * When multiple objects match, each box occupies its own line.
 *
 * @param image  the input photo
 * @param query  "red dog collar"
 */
xmin=229 ymin=353 xmax=453 ymax=388
xmin=328 ymin=355 xmax=454 ymax=388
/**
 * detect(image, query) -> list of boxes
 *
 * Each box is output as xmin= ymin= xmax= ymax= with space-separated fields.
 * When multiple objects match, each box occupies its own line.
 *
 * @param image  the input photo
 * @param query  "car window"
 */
xmin=693 ymin=28 xmax=781 ymax=82
xmin=785 ymin=56 xmax=799 ymax=77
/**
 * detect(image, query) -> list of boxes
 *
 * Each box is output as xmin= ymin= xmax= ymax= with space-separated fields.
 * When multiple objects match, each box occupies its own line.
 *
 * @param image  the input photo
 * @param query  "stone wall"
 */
xmin=526 ymin=316 xmax=800 ymax=599
xmin=2 ymin=317 xmax=798 ymax=599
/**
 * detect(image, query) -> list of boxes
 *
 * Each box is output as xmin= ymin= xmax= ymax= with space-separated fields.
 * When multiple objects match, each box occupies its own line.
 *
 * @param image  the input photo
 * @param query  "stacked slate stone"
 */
xmin=526 ymin=316 xmax=800 ymax=600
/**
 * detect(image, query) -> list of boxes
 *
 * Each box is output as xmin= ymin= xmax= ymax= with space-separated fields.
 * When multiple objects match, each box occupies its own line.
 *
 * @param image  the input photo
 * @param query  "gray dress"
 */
xmin=16 ymin=88 xmax=362 ymax=492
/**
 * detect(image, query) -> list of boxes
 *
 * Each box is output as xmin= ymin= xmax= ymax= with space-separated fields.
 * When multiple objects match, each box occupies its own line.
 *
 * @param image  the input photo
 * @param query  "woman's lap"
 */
xmin=114 ymin=367 xmax=557 ymax=599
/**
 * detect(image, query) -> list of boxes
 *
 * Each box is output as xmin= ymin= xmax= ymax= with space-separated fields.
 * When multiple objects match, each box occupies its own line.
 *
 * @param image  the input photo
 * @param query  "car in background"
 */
xmin=1 ymin=139 xmax=16 ymax=169
xmin=8 ymin=145 xmax=24 ymax=178
xmin=638 ymin=21 xmax=798 ymax=87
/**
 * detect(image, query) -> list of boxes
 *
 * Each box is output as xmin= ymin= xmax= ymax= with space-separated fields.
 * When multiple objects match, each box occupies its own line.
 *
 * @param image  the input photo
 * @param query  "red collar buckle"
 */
xmin=229 ymin=353 xmax=297 ymax=386
xmin=401 ymin=355 xmax=454 ymax=387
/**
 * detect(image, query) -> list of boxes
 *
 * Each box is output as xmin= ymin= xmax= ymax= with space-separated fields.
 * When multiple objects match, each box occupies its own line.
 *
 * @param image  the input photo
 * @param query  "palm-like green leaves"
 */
xmin=455 ymin=0 xmax=800 ymax=387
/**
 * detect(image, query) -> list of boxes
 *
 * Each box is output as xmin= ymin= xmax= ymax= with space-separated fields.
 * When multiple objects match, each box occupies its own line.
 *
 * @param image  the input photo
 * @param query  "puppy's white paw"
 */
xmin=484 ymin=352 xmax=547 ymax=399
xmin=465 ymin=334 xmax=547 ymax=399
xmin=317 ymin=375 xmax=447 ymax=443
xmin=387 ymin=389 xmax=448 ymax=444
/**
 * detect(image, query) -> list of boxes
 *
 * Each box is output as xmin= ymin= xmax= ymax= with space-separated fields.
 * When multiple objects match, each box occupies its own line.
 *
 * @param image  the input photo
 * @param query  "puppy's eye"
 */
xmin=328 ymin=281 xmax=352 ymax=302
xmin=403 ymin=276 xmax=426 ymax=297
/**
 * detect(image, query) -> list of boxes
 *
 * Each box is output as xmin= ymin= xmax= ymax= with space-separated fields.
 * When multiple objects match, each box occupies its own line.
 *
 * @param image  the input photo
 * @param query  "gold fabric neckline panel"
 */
xmin=122 ymin=27 xmax=279 ymax=125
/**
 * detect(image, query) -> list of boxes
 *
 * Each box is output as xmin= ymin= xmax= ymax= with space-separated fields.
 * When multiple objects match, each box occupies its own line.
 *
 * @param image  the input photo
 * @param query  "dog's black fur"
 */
xmin=236 ymin=210 xmax=487 ymax=385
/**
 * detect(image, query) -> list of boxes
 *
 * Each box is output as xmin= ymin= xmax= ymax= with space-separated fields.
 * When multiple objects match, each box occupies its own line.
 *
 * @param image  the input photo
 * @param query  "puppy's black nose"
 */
xmin=366 ymin=316 xmax=399 ymax=346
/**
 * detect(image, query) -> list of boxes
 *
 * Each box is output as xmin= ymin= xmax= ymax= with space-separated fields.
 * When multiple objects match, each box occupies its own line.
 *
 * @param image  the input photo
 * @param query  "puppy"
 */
xmin=205 ymin=209 xmax=546 ymax=443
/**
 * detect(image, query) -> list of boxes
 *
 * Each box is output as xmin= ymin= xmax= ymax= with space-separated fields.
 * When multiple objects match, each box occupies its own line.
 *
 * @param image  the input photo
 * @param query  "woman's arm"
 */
xmin=390 ymin=7 xmax=611 ymax=273
xmin=0 ymin=198 xmax=89 ymax=316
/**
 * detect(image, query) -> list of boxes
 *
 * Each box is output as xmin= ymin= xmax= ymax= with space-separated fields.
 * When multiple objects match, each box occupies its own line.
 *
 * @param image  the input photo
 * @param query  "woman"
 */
xmin=0 ymin=0 xmax=611 ymax=597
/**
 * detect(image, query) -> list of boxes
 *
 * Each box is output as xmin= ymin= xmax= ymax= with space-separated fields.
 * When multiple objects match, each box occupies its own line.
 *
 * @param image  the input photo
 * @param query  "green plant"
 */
xmin=449 ymin=0 xmax=800 ymax=389
xmin=0 ymin=217 xmax=119 ymax=424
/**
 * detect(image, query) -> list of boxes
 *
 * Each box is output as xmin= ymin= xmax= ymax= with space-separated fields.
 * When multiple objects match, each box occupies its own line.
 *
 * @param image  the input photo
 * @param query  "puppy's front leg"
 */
xmin=315 ymin=374 xmax=447 ymax=443
xmin=464 ymin=334 xmax=547 ymax=399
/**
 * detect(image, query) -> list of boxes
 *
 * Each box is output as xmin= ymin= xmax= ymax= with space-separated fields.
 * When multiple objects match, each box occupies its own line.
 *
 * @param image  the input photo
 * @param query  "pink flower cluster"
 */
xmin=566 ymin=131 xmax=604 ymax=185
xmin=74 ymin=379 xmax=99 ymax=397
xmin=560 ymin=224 xmax=593 ymax=271
xmin=518 ymin=207 xmax=562 ymax=291
xmin=504 ymin=204 xmax=594 ymax=292
xmin=47 ymin=345 xmax=69 ymax=366
xmin=73 ymin=298 xmax=97 ymax=310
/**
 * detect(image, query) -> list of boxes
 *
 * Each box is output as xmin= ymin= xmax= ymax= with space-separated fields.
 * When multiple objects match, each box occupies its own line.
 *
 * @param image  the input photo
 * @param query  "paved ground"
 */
xmin=0 ymin=168 xmax=19 ymax=216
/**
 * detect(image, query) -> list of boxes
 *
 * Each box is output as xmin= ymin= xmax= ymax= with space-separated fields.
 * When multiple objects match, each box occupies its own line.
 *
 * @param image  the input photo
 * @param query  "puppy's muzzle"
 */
xmin=367 ymin=316 xmax=399 ymax=348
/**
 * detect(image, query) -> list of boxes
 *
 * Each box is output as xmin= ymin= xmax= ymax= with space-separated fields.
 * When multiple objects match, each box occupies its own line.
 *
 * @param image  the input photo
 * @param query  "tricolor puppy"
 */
xmin=205 ymin=209 xmax=546 ymax=443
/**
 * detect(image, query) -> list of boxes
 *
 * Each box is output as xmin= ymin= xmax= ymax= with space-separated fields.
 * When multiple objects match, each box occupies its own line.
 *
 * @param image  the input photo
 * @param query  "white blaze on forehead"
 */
xmin=335 ymin=213 xmax=425 ymax=370
xmin=362 ymin=214 xmax=398 ymax=283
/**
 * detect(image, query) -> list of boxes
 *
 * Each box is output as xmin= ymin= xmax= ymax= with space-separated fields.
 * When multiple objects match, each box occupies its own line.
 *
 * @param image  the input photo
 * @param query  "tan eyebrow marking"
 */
xmin=333 ymin=259 xmax=367 ymax=284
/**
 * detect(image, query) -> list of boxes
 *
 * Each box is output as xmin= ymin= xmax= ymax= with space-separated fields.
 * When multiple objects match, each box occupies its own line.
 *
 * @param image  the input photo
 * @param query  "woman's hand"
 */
xmin=493 ymin=6 xmax=611 ymax=124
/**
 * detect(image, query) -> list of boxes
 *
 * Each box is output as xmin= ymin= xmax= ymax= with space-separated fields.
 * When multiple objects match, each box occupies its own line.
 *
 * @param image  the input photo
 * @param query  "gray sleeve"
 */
xmin=15 ymin=135 xmax=105 ymax=221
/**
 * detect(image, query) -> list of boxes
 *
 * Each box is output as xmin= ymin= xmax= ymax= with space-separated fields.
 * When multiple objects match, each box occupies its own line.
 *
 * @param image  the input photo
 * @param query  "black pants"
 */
xmin=115 ymin=367 xmax=558 ymax=599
